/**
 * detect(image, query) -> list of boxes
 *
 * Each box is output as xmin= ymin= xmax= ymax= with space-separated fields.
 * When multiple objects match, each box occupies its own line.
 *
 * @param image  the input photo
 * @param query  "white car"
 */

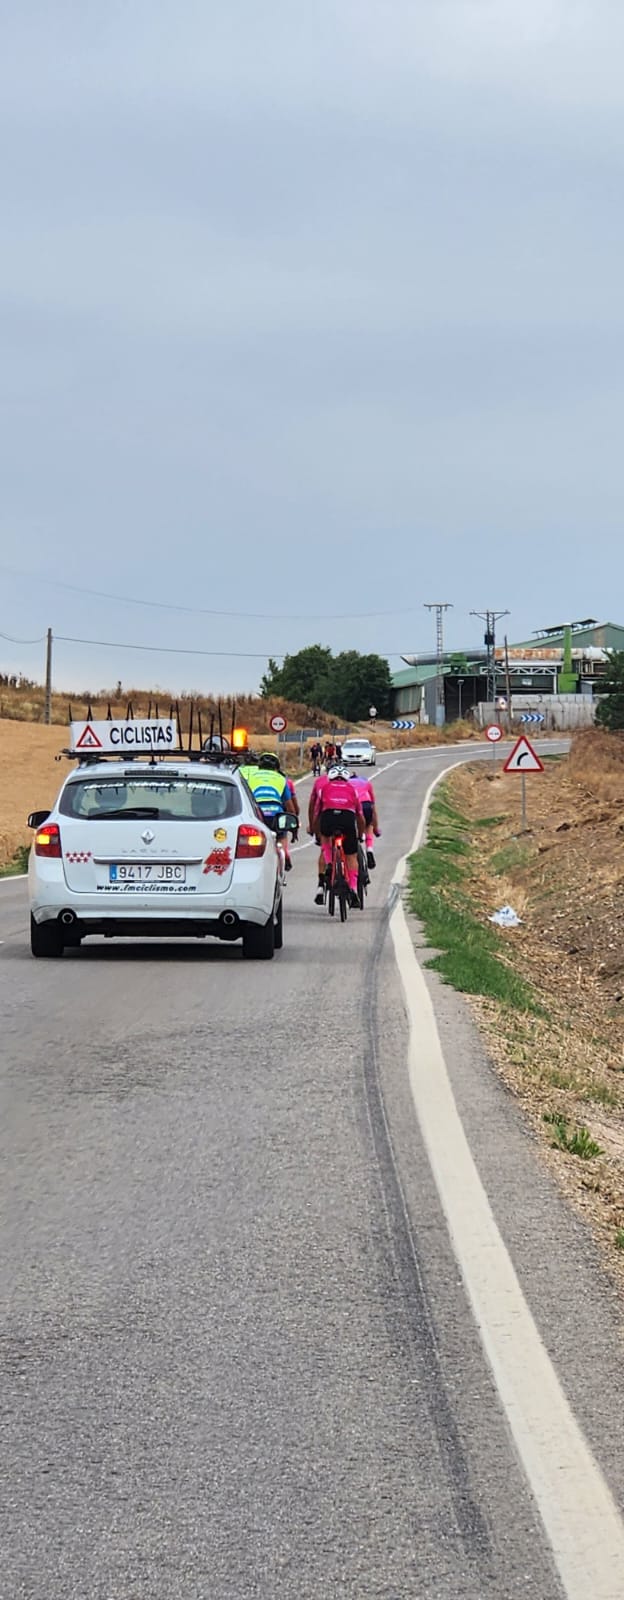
xmin=27 ymin=756 xmax=292 ymax=960
xmin=341 ymin=737 xmax=376 ymax=767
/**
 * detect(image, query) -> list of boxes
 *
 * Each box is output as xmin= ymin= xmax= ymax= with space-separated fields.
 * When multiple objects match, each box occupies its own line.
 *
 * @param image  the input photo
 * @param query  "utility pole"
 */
xmin=424 ymin=603 xmax=453 ymax=713
xmin=44 ymin=627 xmax=53 ymax=725
xmin=470 ymin=609 xmax=509 ymax=709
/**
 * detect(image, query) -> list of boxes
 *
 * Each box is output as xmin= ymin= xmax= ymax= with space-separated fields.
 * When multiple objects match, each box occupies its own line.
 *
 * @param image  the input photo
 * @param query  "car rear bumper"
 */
xmin=30 ymin=889 xmax=275 ymax=933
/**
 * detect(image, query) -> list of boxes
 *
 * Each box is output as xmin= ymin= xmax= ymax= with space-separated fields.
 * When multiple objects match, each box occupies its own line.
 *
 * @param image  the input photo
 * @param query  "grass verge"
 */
xmin=0 ymin=844 xmax=29 ymax=878
xmin=407 ymin=789 xmax=538 ymax=1010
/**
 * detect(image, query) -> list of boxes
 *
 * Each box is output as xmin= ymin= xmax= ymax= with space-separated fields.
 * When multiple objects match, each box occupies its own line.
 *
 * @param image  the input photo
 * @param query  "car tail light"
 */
xmin=34 ymin=823 xmax=62 ymax=858
xmin=236 ymin=824 xmax=267 ymax=859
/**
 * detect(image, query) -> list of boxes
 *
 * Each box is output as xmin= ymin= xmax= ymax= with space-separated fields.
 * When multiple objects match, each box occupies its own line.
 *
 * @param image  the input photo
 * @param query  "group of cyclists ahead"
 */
xmin=237 ymin=743 xmax=381 ymax=909
xmin=307 ymin=764 xmax=380 ymax=909
xmin=309 ymin=738 xmax=343 ymax=776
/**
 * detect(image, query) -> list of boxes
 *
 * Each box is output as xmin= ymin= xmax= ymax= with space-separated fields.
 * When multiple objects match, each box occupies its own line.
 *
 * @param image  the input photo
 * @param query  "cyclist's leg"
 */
xmin=315 ymin=841 xmax=328 ymax=903
xmin=315 ymin=813 xmax=335 ymax=902
xmin=336 ymin=812 xmax=360 ymax=897
xmin=362 ymin=801 xmax=374 ymax=852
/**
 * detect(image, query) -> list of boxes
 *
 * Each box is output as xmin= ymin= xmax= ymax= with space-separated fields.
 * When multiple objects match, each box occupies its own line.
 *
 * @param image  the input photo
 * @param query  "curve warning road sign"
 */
xmin=392 ymin=719 xmax=416 ymax=730
xmin=503 ymin=736 xmax=544 ymax=773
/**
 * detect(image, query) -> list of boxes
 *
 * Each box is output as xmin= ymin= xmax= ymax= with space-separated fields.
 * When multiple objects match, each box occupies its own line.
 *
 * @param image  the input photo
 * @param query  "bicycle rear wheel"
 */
xmin=335 ymin=861 xmax=349 ymax=921
xmin=357 ymin=844 xmax=368 ymax=910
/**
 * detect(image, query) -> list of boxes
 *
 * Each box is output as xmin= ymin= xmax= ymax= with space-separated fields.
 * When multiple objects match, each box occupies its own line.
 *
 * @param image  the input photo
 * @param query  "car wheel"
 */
xmin=30 ymin=915 xmax=64 ymax=958
xmin=274 ymin=897 xmax=283 ymax=950
xmin=242 ymin=915 xmax=275 ymax=961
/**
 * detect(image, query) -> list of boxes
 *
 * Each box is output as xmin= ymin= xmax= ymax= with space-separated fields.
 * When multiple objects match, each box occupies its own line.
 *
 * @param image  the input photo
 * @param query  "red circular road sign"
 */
xmin=270 ymin=714 xmax=288 ymax=733
xmin=486 ymin=724 xmax=503 ymax=743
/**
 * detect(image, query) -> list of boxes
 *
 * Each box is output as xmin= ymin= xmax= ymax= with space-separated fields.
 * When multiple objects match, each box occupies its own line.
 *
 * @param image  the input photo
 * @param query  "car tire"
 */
xmin=242 ymin=915 xmax=275 ymax=961
xmin=30 ymin=915 xmax=64 ymax=959
xmin=274 ymin=897 xmax=283 ymax=950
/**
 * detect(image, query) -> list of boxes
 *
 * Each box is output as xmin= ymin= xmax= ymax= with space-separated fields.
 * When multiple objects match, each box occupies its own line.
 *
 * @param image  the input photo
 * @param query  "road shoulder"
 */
xmin=395 ymin=883 xmax=624 ymax=1589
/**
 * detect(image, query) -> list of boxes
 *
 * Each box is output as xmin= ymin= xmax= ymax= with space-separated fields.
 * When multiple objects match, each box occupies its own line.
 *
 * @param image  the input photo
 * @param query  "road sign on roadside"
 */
xmin=485 ymin=724 xmax=503 ymax=743
xmin=270 ymin=714 xmax=287 ymax=734
xmin=503 ymin=736 xmax=544 ymax=773
xmin=520 ymin=711 xmax=545 ymax=725
xmin=503 ymin=734 xmax=544 ymax=829
xmin=392 ymin=719 xmax=415 ymax=730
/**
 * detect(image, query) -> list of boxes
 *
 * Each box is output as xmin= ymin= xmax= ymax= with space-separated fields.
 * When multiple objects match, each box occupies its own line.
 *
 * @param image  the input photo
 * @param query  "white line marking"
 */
xmin=390 ymin=768 xmax=624 ymax=1598
xmin=0 ymin=873 xmax=27 ymax=885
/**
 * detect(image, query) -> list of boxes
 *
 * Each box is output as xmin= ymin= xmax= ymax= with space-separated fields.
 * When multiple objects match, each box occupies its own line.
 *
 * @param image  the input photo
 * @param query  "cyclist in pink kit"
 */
xmin=309 ymin=766 xmax=365 ymax=908
xmin=348 ymin=773 xmax=381 ymax=868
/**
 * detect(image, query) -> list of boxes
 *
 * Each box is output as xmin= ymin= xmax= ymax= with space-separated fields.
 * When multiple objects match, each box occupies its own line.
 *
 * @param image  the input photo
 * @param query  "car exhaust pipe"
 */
xmin=59 ymin=909 xmax=77 ymax=926
xmin=221 ymin=911 xmax=238 ymax=927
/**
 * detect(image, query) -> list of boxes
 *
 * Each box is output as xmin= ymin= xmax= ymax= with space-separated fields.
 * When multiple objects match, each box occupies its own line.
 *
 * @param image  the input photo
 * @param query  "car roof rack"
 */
xmin=57 ymin=698 xmax=264 ymax=770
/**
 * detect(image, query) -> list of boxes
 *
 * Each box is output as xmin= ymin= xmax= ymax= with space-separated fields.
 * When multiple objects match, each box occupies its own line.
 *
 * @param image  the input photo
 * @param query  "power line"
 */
xmin=0 ymin=629 xmax=46 ymax=645
xmin=54 ymin=634 xmax=286 ymax=660
xmin=53 ymin=633 xmax=409 ymax=659
xmin=0 ymin=564 xmax=418 ymax=623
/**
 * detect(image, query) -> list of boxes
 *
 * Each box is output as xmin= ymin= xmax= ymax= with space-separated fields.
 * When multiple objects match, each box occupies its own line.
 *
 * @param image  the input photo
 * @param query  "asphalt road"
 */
xmin=2 ymin=743 xmax=624 ymax=1599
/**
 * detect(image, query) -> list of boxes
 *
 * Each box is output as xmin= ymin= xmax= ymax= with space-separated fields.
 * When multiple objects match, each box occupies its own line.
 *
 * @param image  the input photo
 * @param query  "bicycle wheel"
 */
xmin=335 ymin=860 xmax=349 ymax=922
xmin=327 ymin=853 xmax=336 ymax=917
xmin=357 ymin=847 xmax=367 ymax=910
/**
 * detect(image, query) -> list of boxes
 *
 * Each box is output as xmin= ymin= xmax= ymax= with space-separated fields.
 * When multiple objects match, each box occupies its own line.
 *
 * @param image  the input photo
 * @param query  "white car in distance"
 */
xmin=28 ymin=757 xmax=292 ymax=960
xmin=340 ymin=737 xmax=376 ymax=767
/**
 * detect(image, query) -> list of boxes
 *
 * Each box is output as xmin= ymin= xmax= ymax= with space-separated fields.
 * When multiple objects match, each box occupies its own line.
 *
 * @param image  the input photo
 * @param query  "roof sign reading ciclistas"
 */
xmin=70 ymin=720 xmax=177 ymax=754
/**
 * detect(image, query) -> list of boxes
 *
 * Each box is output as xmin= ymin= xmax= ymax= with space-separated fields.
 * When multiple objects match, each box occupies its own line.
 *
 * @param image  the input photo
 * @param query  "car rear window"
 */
xmin=59 ymin=777 xmax=242 ymax=822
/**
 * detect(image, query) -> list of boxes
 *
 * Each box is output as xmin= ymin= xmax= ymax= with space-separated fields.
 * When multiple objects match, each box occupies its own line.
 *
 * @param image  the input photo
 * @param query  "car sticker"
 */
xmin=202 ymin=847 xmax=232 ymax=876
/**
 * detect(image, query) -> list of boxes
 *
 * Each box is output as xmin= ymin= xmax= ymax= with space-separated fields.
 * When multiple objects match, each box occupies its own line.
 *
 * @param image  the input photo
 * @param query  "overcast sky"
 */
xmin=1 ymin=0 xmax=623 ymax=695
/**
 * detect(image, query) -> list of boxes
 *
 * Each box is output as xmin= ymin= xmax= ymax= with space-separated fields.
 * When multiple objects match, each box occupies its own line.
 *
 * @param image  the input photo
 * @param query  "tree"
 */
xmin=260 ymin=644 xmax=333 ymax=704
xmin=259 ymin=643 xmax=392 ymax=721
xmin=595 ymin=651 xmax=624 ymax=730
xmin=326 ymin=651 xmax=392 ymax=721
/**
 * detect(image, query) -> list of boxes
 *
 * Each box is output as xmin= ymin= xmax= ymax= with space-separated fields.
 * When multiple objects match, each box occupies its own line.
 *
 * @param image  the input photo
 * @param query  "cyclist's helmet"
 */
xmin=258 ymin=751 xmax=281 ymax=770
xmin=326 ymin=765 xmax=342 ymax=780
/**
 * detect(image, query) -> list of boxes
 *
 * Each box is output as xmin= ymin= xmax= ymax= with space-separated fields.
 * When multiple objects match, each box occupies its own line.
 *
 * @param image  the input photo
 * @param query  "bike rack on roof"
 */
xmin=57 ymin=698 xmax=260 ymax=769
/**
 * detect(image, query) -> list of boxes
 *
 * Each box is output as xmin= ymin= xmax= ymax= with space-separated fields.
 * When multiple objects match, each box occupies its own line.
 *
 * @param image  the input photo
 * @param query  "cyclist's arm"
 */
xmin=285 ymin=780 xmax=300 ymax=817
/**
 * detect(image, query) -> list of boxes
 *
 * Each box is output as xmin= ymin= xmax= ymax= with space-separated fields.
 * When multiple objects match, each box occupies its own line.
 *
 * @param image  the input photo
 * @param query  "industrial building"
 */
xmin=390 ymin=619 xmax=624 ymax=726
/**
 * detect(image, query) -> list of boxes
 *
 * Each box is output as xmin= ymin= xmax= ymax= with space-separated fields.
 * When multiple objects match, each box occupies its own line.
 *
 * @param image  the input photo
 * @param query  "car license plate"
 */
xmin=108 ymin=863 xmax=187 ymax=882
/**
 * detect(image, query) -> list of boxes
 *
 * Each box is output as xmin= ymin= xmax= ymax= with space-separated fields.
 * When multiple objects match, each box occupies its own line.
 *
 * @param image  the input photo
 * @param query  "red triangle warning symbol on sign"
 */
xmin=75 ymin=723 xmax=103 ymax=750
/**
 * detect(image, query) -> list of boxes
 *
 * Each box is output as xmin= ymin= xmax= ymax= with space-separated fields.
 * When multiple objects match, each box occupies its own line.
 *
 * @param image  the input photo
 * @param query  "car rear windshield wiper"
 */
xmin=90 ymin=806 xmax=161 ymax=820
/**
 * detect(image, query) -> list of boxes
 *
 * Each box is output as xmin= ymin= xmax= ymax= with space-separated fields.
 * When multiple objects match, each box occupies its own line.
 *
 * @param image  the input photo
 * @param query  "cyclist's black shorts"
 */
xmin=361 ymin=800 xmax=373 ymax=825
xmin=319 ymin=807 xmax=358 ymax=856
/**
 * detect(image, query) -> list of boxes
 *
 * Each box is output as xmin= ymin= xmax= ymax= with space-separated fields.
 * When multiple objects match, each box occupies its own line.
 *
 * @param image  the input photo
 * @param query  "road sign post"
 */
xmin=503 ymin=735 xmax=544 ymax=830
xmin=485 ymin=723 xmax=503 ymax=769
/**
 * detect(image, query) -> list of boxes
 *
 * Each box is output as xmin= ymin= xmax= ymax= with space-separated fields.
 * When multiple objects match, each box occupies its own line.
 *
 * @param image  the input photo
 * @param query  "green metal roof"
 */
xmin=391 ymin=664 xmax=440 ymax=688
xmin=511 ymin=622 xmax=624 ymax=651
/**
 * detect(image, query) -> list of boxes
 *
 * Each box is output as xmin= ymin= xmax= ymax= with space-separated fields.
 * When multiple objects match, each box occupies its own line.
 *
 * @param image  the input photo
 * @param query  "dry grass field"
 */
xmin=437 ymin=730 xmax=624 ymax=1278
xmin=0 ymin=719 xmax=69 ymax=869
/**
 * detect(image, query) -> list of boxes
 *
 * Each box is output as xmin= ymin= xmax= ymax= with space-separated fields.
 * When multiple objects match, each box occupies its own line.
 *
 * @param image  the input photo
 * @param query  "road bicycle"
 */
xmin=325 ymin=833 xmax=350 ymax=922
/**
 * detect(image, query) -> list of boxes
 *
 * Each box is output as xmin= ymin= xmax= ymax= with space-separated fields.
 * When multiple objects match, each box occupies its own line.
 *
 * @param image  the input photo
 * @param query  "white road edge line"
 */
xmin=0 ymin=873 xmax=27 ymax=885
xmin=390 ymin=764 xmax=624 ymax=1600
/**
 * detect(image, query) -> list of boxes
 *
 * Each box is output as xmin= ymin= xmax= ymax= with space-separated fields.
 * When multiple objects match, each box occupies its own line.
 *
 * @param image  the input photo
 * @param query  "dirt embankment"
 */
xmin=0 ymin=719 xmax=68 ymax=867
xmin=448 ymin=730 xmax=624 ymax=1275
